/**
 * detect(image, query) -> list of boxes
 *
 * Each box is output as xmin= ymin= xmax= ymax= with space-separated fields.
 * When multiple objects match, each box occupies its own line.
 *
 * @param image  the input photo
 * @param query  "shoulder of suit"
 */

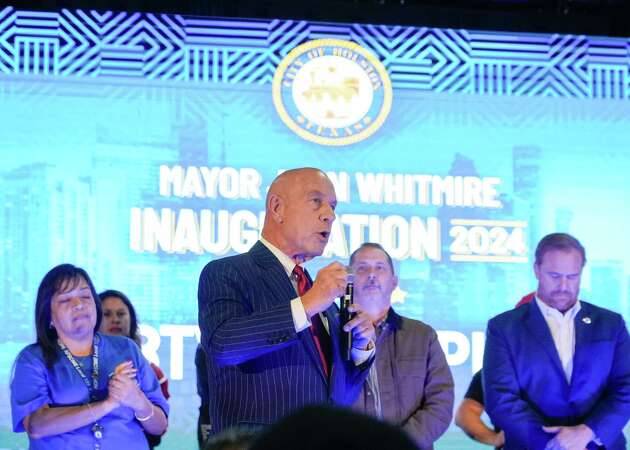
xmin=580 ymin=301 xmax=624 ymax=324
xmin=488 ymin=302 xmax=531 ymax=327
xmin=489 ymin=300 xmax=625 ymax=328
xmin=201 ymin=251 xmax=255 ymax=275
xmin=397 ymin=314 xmax=437 ymax=336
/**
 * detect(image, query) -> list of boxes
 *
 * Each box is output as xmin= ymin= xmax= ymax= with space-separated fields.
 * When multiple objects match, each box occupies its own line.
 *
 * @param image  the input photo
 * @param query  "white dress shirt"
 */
xmin=535 ymin=296 xmax=581 ymax=383
xmin=258 ymin=237 xmax=374 ymax=365
xmin=259 ymin=236 xmax=311 ymax=332
xmin=535 ymin=296 xmax=603 ymax=445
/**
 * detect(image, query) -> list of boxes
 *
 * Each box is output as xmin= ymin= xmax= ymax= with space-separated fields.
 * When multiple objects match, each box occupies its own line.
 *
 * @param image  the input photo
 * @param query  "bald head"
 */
xmin=262 ymin=168 xmax=337 ymax=262
xmin=265 ymin=168 xmax=324 ymax=202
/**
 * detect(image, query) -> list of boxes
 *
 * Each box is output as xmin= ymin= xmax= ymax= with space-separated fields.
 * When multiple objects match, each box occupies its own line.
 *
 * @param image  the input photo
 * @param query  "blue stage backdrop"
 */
xmin=1 ymin=6 xmax=629 ymax=449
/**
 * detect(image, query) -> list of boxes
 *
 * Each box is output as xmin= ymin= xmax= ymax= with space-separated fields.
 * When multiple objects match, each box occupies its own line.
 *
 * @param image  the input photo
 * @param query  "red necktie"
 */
xmin=293 ymin=265 xmax=331 ymax=378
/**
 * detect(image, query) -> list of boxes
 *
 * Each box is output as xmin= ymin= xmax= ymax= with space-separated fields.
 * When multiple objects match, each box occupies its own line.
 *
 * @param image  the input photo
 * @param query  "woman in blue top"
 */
xmin=10 ymin=264 xmax=169 ymax=450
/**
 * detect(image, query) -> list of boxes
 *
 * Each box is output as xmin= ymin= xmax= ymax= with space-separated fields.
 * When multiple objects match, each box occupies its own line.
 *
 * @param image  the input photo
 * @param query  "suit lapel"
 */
xmin=250 ymin=241 xmax=297 ymax=307
xmin=250 ymin=243 xmax=329 ymax=384
xmin=304 ymin=268 xmax=331 ymax=384
xmin=570 ymin=302 xmax=595 ymax=389
xmin=524 ymin=301 xmax=568 ymax=385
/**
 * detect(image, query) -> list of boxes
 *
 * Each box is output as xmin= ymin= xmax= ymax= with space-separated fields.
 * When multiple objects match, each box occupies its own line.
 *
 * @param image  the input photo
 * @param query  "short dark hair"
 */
xmin=349 ymin=243 xmax=395 ymax=274
xmin=35 ymin=264 xmax=102 ymax=368
xmin=98 ymin=289 xmax=141 ymax=346
xmin=535 ymin=233 xmax=586 ymax=267
xmin=251 ymin=405 xmax=417 ymax=450
xmin=203 ymin=426 xmax=257 ymax=450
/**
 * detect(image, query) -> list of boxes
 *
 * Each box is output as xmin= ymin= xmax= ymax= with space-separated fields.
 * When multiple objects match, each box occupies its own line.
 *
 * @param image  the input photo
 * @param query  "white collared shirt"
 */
xmin=258 ymin=238 xmax=374 ymax=365
xmin=535 ymin=296 xmax=581 ymax=383
xmin=259 ymin=236 xmax=311 ymax=332
xmin=534 ymin=297 xmax=603 ymax=445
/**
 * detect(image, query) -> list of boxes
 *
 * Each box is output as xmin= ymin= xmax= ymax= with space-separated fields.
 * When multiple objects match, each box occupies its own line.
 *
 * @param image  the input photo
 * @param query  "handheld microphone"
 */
xmin=340 ymin=269 xmax=355 ymax=362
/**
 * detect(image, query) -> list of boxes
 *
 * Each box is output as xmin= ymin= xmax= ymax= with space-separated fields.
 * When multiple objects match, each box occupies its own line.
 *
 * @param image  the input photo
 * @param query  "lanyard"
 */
xmin=58 ymin=335 xmax=99 ymax=397
xmin=58 ymin=335 xmax=104 ymax=447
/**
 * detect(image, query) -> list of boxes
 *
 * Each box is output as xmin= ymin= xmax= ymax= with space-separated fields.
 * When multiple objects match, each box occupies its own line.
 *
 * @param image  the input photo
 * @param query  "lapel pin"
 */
xmin=582 ymin=317 xmax=592 ymax=324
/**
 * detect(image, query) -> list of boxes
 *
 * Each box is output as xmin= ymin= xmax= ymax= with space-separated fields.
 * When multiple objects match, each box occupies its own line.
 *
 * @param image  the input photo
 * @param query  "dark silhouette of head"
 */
xmin=250 ymin=405 xmax=418 ymax=450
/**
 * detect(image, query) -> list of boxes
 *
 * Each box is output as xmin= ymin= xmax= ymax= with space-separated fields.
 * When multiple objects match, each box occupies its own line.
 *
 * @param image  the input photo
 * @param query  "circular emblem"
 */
xmin=273 ymin=39 xmax=392 ymax=146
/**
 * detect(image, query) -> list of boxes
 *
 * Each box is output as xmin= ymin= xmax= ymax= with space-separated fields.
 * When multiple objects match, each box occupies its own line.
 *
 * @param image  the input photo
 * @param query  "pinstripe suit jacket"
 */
xmin=198 ymin=241 xmax=370 ymax=434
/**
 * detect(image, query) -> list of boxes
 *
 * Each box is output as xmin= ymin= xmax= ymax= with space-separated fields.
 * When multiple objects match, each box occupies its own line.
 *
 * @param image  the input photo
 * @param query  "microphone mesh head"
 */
xmin=345 ymin=266 xmax=354 ymax=283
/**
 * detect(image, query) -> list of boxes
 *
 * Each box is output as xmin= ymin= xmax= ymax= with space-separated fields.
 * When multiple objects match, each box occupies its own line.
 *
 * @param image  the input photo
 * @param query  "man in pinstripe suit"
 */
xmin=198 ymin=168 xmax=376 ymax=435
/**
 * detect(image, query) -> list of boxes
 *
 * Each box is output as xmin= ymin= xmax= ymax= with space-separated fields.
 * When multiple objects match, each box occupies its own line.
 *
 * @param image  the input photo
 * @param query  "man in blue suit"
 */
xmin=483 ymin=233 xmax=630 ymax=450
xmin=198 ymin=168 xmax=375 ymax=434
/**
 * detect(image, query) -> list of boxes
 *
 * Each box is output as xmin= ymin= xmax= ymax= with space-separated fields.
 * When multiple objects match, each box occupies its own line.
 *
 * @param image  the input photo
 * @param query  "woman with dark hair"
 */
xmin=99 ymin=289 xmax=170 ymax=448
xmin=10 ymin=264 xmax=169 ymax=450
xmin=99 ymin=290 xmax=141 ymax=345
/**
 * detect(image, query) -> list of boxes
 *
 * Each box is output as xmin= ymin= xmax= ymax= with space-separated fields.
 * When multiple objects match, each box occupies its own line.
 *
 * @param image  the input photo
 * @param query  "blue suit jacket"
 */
xmin=198 ymin=241 xmax=370 ymax=434
xmin=483 ymin=300 xmax=630 ymax=450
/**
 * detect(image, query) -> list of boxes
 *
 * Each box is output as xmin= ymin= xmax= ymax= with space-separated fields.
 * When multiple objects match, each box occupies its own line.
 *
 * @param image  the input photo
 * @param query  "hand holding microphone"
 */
xmin=339 ymin=269 xmax=355 ymax=361
xmin=299 ymin=262 xmax=375 ymax=360
xmin=300 ymin=262 xmax=347 ymax=318
xmin=342 ymin=308 xmax=375 ymax=353
xmin=340 ymin=267 xmax=376 ymax=360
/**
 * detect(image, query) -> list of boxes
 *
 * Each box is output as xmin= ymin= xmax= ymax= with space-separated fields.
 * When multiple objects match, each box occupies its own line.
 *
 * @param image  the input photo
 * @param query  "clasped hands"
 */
xmin=300 ymin=262 xmax=375 ymax=350
xmin=543 ymin=424 xmax=594 ymax=450
xmin=106 ymin=361 xmax=146 ymax=411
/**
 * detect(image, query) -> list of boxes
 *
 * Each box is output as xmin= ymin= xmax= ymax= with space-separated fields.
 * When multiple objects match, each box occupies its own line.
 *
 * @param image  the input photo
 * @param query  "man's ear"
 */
xmin=268 ymin=193 xmax=284 ymax=224
xmin=533 ymin=263 xmax=541 ymax=281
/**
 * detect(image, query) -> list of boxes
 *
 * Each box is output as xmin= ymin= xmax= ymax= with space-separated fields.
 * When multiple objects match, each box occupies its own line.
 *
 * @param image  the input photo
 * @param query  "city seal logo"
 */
xmin=273 ymin=39 xmax=392 ymax=146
